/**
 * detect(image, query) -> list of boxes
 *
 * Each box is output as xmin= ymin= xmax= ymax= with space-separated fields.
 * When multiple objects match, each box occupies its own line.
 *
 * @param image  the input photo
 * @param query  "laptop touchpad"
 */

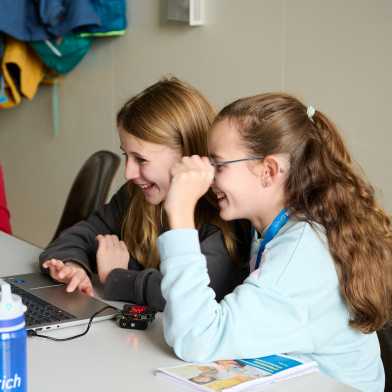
xmin=32 ymin=286 xmax=110 ymax=318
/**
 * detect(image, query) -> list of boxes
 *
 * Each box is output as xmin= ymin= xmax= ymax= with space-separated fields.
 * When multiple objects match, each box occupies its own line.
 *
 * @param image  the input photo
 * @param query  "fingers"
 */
xmin=79 ymin=276 xmax=94 ymax=297
xmin=66 ymin=268 xmax=86 ymax=292
xmin=78 ymin=275 xmax=94 ymax=297
xmin=42 ymin=258 xmax=63 ymax=268
xmin=171 ymin=155 xmax=215 ymax=184
xmin=42 ymin=259 xmax=65 ymax=280
xmin=42 ymin=258 xmax=64 ymax=273
xmin=57 ymin=264 xmax=78 ymax=281
xmin=187 ymin=155 xmax=213 ymax=167
xmin=185 ymin=155 xmax=214 ymax=173
xmin=42 ymin=258 xmax=91 ymax=294
xmin=119 ymin=240 xmax=128 ymax=252
xmin=97 ymin=234 xmax=121 ymax=249
xmin=171 ymin=155 xmax=208 ymax=173
xmin=66 ymin=270 xmax=93 ymax=296
xmin=97 ymin=235 xmax=126 ymax=256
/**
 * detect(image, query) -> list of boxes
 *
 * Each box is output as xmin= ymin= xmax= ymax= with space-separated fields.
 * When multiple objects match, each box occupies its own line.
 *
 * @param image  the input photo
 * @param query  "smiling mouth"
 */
xmin=215 ymin=191 xmax=227 ymax=203
xmin=135 ymin=183 xmax=155 ymax=191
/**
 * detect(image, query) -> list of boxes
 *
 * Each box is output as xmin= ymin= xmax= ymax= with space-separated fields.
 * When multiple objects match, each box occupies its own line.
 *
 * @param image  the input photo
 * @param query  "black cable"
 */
xmin=27 ymin=305 xmax=117 ymax=341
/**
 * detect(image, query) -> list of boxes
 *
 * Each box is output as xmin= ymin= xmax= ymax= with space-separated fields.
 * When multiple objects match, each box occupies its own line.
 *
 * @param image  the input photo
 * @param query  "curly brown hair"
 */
xmin=215 ymin=92 xmax=392 ymax=333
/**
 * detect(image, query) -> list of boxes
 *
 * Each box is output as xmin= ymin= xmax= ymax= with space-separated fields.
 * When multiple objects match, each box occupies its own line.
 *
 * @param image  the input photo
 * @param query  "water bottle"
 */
xmin=0 ymin=280 xmax=27 ymax=392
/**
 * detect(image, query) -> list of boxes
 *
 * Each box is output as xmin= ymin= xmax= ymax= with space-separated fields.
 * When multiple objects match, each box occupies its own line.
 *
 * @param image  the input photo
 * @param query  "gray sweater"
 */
xmin=39 ymin=184 xmax=250 ymax=311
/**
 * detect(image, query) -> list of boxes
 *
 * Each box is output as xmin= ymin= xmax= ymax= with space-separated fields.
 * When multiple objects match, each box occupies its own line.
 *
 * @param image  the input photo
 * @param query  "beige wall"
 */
xmin=0 ymin=0 xmax=391 ymax=247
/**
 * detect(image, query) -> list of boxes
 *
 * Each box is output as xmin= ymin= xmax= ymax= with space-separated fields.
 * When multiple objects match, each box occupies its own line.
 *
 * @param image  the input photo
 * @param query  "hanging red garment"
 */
xmin=0 ymin=164 xmax=12 ymax=234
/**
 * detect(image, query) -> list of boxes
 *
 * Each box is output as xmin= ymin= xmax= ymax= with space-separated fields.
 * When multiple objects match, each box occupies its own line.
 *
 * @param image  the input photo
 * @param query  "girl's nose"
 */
xmin=125 ymin=159 xmax=140 ymax=180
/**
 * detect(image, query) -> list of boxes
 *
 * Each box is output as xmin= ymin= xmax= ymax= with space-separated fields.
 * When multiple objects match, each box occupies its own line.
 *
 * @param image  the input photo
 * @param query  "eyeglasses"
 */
xmin=209 ymin=157 xmax=263 ymax=167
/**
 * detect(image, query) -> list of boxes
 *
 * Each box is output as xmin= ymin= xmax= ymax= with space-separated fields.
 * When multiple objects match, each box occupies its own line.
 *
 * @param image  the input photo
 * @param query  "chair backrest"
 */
xmin=51 ymin=150 xmax=120 ymax=242
xmin=378 ymin=328 xmax=392 ymax=392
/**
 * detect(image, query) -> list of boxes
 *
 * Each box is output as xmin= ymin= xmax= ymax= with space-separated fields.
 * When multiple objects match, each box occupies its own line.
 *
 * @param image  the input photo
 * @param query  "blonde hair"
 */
xmin=117 ymin=77 xmax=237 ymax=268
xmin=215 ymin=92 xmax=392 ymax=333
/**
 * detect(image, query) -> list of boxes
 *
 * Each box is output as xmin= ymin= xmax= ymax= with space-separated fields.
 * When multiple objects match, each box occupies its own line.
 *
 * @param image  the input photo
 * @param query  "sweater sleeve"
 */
xmin=158 ymin=228 xmax=314 ymax=363
xmin=103 ymin=224 xmax=246 ymax=312
xmin=39 ymin=183 xmax=130 ymax=275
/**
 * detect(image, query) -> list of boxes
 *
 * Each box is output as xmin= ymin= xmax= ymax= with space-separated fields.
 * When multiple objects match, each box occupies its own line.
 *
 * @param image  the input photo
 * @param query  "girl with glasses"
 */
xmin=158 ymin=92 xmax=392 ymax=391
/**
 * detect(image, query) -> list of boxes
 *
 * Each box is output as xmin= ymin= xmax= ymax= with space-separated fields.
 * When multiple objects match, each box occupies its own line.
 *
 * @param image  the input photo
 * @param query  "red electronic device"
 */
xmin=116 ymin=304 xmax=156 ymax=330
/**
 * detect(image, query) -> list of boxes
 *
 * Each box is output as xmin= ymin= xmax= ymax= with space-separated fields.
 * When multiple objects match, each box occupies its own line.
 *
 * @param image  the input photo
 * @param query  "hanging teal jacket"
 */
xmin=158 ymin=219 xmax=384 ymax=392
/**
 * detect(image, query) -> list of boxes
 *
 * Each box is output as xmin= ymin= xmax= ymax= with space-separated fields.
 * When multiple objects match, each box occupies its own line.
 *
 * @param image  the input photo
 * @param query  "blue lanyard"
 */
xmin=254 ymin=209 xmax=289 ymax=269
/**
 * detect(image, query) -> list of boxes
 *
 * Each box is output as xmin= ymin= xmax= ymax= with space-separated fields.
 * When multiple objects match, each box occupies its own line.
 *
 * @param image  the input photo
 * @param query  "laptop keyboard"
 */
xmin=10 ymin=284 xmax=76 ymax=328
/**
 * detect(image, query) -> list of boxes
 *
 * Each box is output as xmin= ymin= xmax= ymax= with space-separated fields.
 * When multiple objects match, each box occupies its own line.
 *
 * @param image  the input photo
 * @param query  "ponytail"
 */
xmin=295 ymin=111 xmax=392 ymax=332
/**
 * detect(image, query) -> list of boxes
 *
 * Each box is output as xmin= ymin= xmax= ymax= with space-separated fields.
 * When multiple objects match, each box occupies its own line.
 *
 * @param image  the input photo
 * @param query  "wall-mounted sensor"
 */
xmin=167 ymin=0 xmax=205 ymax=26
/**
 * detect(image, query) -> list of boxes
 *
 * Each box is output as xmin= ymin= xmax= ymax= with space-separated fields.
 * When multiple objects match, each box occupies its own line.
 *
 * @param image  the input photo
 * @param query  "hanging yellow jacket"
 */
xmin=0 ymin=36 xmax=45 ymax=108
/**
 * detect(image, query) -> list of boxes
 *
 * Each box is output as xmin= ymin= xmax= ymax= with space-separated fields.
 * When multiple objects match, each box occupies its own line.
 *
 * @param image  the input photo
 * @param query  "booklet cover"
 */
xmin=155 ymin=354 xmax=319 ymax=391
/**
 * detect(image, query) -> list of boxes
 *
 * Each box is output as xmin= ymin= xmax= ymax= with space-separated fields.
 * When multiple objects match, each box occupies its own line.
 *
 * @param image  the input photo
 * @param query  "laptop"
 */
xmin=2 ymin=272 xmax=118 ymax=332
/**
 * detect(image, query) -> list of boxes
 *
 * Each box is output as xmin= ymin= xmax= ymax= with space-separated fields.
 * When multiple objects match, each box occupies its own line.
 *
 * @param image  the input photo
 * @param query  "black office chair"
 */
xmin=51 ymin=150 xmax=121 ymax=242
xmin=378 ymin=328 xmax=392 ymax=392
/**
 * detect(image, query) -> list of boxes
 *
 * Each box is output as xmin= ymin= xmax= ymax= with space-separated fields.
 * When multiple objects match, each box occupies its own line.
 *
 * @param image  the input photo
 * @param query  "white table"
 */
xmin=0 ymin=232 xmax=357 ymax=391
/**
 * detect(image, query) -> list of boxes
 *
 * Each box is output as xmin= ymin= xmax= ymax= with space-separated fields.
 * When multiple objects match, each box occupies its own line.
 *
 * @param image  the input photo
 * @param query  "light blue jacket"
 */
xmin=158 ymin=219 xmax=385 ymax=392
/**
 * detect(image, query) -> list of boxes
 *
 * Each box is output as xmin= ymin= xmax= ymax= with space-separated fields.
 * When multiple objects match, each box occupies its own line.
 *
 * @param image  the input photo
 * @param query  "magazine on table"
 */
xmin=155 ymin=353 xmax=319 ymax=391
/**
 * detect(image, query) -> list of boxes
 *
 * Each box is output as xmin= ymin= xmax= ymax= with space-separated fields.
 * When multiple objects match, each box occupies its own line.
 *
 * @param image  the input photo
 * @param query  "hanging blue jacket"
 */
xmin=0 ymin=0 xmax=100 ymax=41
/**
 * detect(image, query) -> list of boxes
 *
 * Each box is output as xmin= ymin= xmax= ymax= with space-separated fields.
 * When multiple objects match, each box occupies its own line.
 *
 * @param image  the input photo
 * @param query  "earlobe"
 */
xmin=261 ymin=166 xmax=271 ymax=187
xmin=261 ymin=176 xmax=271 ymax=188
xmin=255 ymin=163 xmax=271 ymax=188
xmin=261 ymin=161 xmax=274 ymax=188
